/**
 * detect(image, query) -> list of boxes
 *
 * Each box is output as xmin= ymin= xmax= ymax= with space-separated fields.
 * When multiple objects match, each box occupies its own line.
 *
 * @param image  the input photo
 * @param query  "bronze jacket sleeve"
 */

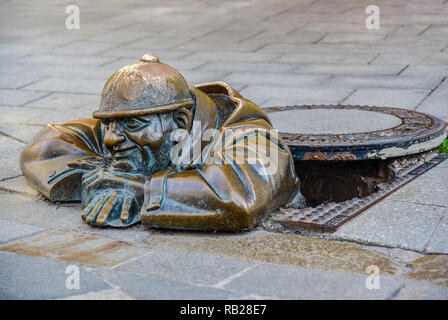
xmin=20 ymin=118 xmax=103 ymax=201
xmin=140 ymin=120 xmax=300 ymax=231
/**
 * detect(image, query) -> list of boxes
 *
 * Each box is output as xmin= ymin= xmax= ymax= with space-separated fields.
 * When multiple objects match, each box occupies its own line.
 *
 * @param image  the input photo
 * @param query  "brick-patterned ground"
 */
xmin=0 ymin=0 xmax=447 ymax=299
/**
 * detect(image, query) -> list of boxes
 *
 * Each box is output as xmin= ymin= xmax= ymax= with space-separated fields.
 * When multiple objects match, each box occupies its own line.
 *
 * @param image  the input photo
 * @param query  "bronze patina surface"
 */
xmin=20 ymin=54 xmax=301 ymax=231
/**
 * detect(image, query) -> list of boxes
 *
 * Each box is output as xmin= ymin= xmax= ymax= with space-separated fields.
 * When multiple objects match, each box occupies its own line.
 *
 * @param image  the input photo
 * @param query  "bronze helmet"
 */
xmin=93 ymin=53 xmax=193 ymax=119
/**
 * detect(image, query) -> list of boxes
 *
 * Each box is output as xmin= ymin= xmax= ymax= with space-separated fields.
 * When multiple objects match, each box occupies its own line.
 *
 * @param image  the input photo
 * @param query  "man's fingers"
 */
xmin=85 ymin=193 xmax=108 ymax=224
xmin=81 ymin=198 xmax=97 ymax=221
xmin=120 ymin=196 xmax=133 ymax=224
xmin=96 ymin=192 xmax=119 ymax=227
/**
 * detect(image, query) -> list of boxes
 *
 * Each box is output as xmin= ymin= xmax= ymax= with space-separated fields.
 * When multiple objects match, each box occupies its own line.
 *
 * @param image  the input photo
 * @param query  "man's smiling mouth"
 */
xmin=113 ymin=146 xmax=137 ymax=159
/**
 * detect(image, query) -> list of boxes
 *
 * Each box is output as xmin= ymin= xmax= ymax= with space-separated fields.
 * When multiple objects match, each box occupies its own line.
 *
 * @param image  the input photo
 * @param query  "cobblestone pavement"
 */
xmin=1 ymin=0 xmax=448 ymax=299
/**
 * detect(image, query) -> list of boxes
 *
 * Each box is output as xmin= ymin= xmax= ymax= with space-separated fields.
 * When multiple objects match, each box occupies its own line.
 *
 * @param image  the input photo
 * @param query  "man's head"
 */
xmin=93 ymin=54 xmax=194 ymax=173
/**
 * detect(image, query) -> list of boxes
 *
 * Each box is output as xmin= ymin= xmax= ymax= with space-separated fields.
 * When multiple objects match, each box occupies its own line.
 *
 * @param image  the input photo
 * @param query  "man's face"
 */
xmin=102 ymin=114 xmax=175 ymax=174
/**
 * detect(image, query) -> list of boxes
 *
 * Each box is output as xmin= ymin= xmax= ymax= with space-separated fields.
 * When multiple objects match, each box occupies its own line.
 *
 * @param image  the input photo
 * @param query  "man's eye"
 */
xmin=123 ymin=118 xmax=144 ymax=129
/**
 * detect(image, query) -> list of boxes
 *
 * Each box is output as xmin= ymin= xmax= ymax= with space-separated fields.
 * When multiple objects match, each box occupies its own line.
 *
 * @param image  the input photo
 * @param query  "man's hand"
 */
xmin=82 ymin=189 xmax=138 ymax=227
xmin=81 ymin=167 xmax=145 ymax=227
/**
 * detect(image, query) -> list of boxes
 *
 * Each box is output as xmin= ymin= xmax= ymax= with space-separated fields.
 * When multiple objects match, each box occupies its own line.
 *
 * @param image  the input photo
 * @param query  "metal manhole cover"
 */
xmin=265 ymin=105 xmax=447 ymax=160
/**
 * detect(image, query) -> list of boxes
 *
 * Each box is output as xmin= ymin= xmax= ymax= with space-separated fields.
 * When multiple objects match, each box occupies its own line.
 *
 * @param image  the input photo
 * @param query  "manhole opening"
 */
xmin=295 ymin=159 xmax=394 ymax=207
xmin=271 ymin=151 xmax=448 ymax=233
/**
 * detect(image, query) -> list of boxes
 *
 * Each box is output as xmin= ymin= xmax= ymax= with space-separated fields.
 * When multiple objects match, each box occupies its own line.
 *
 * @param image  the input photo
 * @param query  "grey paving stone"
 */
xmin=0 ymin=124 xmax=43 ymax=143
xmin=24 ymin=92 xmax=100 ymax=109
xmin=0 ymin=190 xmax=152 ymax=246
xmin=42 ymin=65 xmax=112 ymax=81
xmin=0 ymin=193 xmax=151 ymax=242
xmin=0 ymin=220 xmax=45 ymax=244
xmin=224 ymin=263 xmax=403 ymax=300
xmin=98 ymin=47 xmax=192 ymax=60
xmin=196 ymin=30 xmax=266 ymax=43
xmin=199 ymin=61 xmax=298 ymax=73
xmin=2 ymin=62 xmax=109 ymax=81
xmin=321 ymin=32 xmax=386 ymax=44
xmin=372 ymin=52 xmax=448 ymax=65
xmin=0 ymin=175 xmax=39 ymax=197
xmin=0 ymin=251 xmax=111 ymax=299
xmin=172 ymin=70 xmax=229 ymax=85
xmin=247 ymin=30 xmax=326 ymax=46
xmin=275 ymin=51 xmax=375 ymax=63
xmin=276 ymin=43 xmax=374 ymax=55
xmin=386 ymin=166 xmax=448 ymax=208
xmin=21 ymin=54 xmax=116 ymax=67
xmin=395 ymin=282 xmax=448 ymax=300
xmin=425 ymin=211 xmax=448 ymax=254
xmin=385 ymin=23 xmax=436 ymax=38
xmin=23 ymin=78 xmax=105 ymax=95
xmin=187 ymin=51 xmax=281 ymax=63
xmin=149 ymin=229 xmax=399 ymax=277
xmin=297 ymin=63 xmax=407 ymax=76
xmin=160 ymin=58 xmax=209 ymax=72
xmin=13 ymin=33 xmax=86 ymax=47
xmin=417 ymin=79 xmax=448 ymax=119
xmin=0 ymin=89 xmax=50 ymax=106
xmin=0 ymin=135 xmax=26 ymax=180
xmin=61 ymin=289 xmax=133 ymax=300
xmin=114 ymin=246 xmax=255 ymax=286
xmin=222 ymin=72 xmax=328 ymax=86
xmin=332 ymin=200 xmax=446 ymax=252
xmin=439 ymin=159 xmax=448 ymax=169
xmin=0 ymin=106 xmax=51 ymax=124
xmin=302 ymin=21 xmax=386 ymax=33
xmin=0 ymin=74 xmax=47 ymax=90
xmin=85 ymin=30 xmax=163 ymax=44
xmin=344 ymin=88 xmax=429 ymax=109
xmin=0 ymin=230 xmax=152 ymax=268
xmin=0 ymin=193 xmax=84 ymax=232
xmin=323 ymin=75 xmax=443 ymax=90
xmin=240 ymin=85 xmax=352 ymax=106
xmin=26 ymin=104 xmax=96 ymax=125
xmin=49 ymin=41 xmax=120 ymax=56
xmin=401 ymin=65 xmax=448 ymax=77
xmin=177 ymin=40 xmax=263 ymax=53
xmin=124 ymin=36 xmax=190 ymax=51
xmin=157 ymin=23 xmax=223 ymax=39
xmin=217 ymin=20 xmax=302 ymax=36
xmin=0 ymin=42 xmax=47 ymax=57
xmin=98 ymin=269 xmax=236 ymax=300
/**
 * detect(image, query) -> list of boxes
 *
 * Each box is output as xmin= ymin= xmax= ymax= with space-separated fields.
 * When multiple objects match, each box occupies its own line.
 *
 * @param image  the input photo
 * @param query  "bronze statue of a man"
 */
xmin=20 ymin=54 xmax=301 ymax=231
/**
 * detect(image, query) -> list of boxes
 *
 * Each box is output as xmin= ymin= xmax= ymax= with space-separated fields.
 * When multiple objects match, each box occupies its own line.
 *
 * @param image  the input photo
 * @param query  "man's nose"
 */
xmin=104 ymin=120 xmax=125 ymax=147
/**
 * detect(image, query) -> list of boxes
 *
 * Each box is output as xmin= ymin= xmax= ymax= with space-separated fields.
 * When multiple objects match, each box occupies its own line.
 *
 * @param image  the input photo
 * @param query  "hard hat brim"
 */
xmin=92 ymin=99 xmax=194 ymax=119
